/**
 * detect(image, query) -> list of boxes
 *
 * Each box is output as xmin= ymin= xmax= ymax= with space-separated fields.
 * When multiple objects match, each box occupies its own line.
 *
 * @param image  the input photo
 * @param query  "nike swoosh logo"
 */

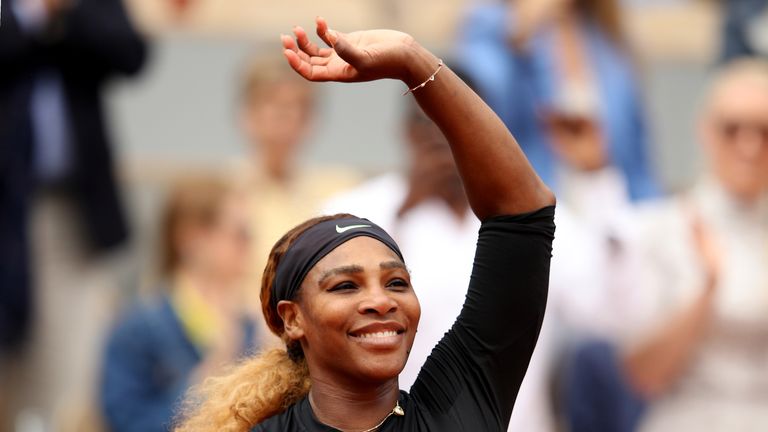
xmin=335 ymin=224 xmax=372 ymax=234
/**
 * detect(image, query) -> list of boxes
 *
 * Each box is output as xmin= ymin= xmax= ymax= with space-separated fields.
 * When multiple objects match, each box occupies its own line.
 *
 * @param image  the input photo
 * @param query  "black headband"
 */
xmin=270 ymin=217 xmax=404 ymax=310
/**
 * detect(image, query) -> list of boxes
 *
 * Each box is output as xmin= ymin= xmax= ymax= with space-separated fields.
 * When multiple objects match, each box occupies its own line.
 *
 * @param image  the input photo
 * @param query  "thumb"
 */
xmin=330 ymin=31 xmax=369 ymax=70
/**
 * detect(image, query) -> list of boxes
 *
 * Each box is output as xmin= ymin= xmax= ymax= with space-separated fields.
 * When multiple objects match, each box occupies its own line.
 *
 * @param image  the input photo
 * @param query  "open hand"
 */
xmin=281 ymin=17 xmax=417 ymax=83
xmin=687 ymin=207 xmax=722 ymax=289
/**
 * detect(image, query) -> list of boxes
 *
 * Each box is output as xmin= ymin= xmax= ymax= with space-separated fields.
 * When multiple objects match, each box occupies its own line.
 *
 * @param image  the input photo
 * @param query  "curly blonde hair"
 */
xmin=174 ymin=214 xmax=356 ymax=432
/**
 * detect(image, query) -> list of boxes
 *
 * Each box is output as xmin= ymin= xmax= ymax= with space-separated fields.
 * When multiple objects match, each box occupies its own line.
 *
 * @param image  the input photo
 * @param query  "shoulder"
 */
xmin=106 ymin=295 xmax=174 ymax=347
xmin=250 ymin=405 xmax=304 ymax=432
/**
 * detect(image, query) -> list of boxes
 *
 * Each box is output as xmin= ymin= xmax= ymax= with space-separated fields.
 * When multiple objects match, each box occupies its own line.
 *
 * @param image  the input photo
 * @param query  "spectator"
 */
xmin=235 ymin=55 xmax=359 ymax=333
xmin=0 ymin=0 xmax=147 ymax=350
xmin=0 ymin=0 xmax=147 ymax=427
xmin=101 ymin=175 xmax=258 ymax=432
xmin=565 ymin=58 xmax=768 ymax=432
xmin=456 ymin=0 xmax=660 ymax=201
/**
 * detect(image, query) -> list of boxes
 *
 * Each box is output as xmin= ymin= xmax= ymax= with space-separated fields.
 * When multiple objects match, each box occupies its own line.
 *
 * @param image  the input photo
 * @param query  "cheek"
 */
xmin=404 ymin=293 xmax=421 ymax=325
xmin=302 ymin=298 xmax=354 ymax=339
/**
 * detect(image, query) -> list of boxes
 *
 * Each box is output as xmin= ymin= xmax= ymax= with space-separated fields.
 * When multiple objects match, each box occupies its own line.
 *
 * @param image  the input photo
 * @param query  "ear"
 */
xmin=277 ymin=300 xmax=305 ymax=341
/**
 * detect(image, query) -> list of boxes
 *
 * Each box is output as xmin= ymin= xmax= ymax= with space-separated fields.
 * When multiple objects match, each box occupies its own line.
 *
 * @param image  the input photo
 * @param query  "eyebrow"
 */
xmin=380 ymin=260 xmax=407 ymax=271
xmin=318 ymin=265 xmax=364 ymax=286
xmin=317 ymin=261 xmax=408 ymax=285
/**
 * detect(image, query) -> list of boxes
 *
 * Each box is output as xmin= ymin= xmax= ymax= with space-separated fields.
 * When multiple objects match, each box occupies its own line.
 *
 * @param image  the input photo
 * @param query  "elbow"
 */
xmin=473 ymin=185 xmax=556 ymax=221
xmin=539 ymin=186 xmax=556 ymax=207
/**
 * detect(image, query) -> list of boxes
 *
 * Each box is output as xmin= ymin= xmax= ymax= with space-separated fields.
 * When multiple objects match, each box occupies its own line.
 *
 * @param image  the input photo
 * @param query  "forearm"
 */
xmin=403 ymin=45 xmax=554 ymax=220
xmin=624 ymin=281 xmax=716 ymax=398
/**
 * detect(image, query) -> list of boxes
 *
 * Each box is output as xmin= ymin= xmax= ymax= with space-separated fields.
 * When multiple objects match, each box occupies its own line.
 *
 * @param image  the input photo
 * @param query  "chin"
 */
xmin=355 ymin=356 xmax=408 ymax=383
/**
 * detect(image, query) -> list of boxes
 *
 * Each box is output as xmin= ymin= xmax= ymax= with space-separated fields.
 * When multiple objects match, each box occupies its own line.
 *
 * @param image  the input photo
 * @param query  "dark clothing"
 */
xmin=0 ymin=0 xmax=147 ymax=349
xmin=100 ymin=295 xmax=257 ymax=432
xmin=564 ymin=340 xmax=647 ymax=432
xmin=721 ymin=0 xmax=768 ymax=62
xmin=254 ymin=206 xmax=556 ymax=431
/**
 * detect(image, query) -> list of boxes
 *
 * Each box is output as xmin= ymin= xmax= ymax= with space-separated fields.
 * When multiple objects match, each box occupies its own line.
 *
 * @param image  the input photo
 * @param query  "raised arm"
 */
xmin=281 ymin=18 xmax=555 ymax=220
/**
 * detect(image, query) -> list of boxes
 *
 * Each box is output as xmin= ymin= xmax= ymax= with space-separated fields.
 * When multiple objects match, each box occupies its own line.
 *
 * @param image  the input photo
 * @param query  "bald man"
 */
xmin=566 ymin=59 xmax=768 ymax=432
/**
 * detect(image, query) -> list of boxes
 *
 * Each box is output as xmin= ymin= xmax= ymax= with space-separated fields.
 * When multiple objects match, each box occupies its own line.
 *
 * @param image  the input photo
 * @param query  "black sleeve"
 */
xmin=0 ymin=0 xmax=43 ymax=82
xmin=409 ymin=206 xmax=555 ymax=429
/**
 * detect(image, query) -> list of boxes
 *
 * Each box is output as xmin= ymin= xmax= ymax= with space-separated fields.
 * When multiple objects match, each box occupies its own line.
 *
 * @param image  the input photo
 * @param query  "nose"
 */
xmin=359 ymin=286 xmax=398 ymax=315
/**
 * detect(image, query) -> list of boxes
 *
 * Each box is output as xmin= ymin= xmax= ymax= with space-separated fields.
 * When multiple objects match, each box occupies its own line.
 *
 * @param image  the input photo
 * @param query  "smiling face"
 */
xmin=278 ymin=237 xmax=420 ymax=386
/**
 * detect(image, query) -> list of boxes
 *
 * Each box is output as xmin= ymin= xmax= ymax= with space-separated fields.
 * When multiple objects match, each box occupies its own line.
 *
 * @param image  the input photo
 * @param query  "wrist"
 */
xmin=400 ymin=42 xmax=440 ymax=89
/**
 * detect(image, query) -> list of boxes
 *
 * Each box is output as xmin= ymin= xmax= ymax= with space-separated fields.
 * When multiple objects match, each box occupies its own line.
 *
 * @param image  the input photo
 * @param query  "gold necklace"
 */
xmin=358 ymin=401 xmax=404 ymax=432
xmin=309 ymin=395 xmax=405 ymax=432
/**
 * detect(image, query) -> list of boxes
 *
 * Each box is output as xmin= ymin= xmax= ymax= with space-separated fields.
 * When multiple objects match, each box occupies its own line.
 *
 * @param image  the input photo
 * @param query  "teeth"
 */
xmin=356 ymin=330 xmax=398 ymax=339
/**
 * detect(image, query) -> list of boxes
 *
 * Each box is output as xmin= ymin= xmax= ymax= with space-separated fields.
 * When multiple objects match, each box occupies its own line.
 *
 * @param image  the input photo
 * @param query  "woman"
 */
xmin=101 ymin=175 xmax=258 ymax=432
xmin=176 ymin=17 xmax=556 ymax=432
xmin=457 ymin=0 xmax=659 ymax=201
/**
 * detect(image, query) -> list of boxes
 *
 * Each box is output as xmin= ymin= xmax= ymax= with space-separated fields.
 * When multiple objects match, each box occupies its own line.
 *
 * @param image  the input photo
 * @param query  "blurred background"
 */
xmin=1 ymin=0 xmax=767 ymax=431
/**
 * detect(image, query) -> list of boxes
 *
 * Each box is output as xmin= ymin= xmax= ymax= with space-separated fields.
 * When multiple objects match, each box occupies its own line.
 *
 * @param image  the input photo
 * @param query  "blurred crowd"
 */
xmin=0 ymin=0 xmax=766 ymax=431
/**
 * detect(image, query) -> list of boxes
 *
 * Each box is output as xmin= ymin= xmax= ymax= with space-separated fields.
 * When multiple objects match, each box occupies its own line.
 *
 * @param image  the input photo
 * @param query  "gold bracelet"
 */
xmin=402 ymin=59 xmax=444 ymax=96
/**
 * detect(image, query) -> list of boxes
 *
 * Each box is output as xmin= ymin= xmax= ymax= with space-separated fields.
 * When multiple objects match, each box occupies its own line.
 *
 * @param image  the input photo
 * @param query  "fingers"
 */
xmin=282 ymin=33 xmax=331 ymax=67
xmin=294 ymin=25 xmax=333 ymax=58
xmin=315 ymin=16 xmax=336 ymax=48
xmin=283 ymin=49 xmax=316 ymax=80
xmin=281 ymin=34 xmax=311 ymax=63
xmin=283 ymin=48 xmax=335 ymax=82
xmin=313 ymin=16 xmax=366 ymax=69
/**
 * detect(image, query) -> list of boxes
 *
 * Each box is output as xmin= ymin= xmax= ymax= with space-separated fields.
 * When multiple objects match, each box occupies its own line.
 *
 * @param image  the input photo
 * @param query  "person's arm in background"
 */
xmin=623 ymin=215 xmax=720 ymax=398
xmin=0 ymin=0 xmax=48 ymax=82
xmin=54 ymin=0 xmax=147 ymax=77
xmin=282 ymin=17 xmax=554 ymax=218
xmin=1 ymin=0 xmax=147 ymax=81
xmin=455 ymin=3 xmax=518 ymax=128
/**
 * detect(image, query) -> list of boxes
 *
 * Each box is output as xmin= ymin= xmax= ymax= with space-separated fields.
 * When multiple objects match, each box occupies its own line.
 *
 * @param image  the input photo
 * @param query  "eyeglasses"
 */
xmin=716 ymin=119 xmax=768 ymax=146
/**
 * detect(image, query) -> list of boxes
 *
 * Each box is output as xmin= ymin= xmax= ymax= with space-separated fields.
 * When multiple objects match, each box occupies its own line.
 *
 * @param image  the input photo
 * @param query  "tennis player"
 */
xmin=176 ymin=17 xmax=556 ymax=432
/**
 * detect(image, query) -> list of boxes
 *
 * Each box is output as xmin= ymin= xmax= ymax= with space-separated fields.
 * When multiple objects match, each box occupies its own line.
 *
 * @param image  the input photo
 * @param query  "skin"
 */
xmin=277 ymin=17 xmax=554 ymax=430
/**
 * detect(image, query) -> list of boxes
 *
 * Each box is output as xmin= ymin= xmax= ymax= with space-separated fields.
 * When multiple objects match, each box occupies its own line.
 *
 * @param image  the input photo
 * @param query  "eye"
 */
xmin=386 ymin=278 xmax=410 ymax=291
xmin=328 ymin=281 xmax=357 ymax=293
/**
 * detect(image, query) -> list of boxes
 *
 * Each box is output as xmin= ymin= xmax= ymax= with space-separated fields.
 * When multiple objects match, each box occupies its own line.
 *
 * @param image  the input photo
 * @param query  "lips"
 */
xmin=349 ymin=322 xmax=406 ymax=349
xmin=349 ymin=321 xmax=405 ymax=337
